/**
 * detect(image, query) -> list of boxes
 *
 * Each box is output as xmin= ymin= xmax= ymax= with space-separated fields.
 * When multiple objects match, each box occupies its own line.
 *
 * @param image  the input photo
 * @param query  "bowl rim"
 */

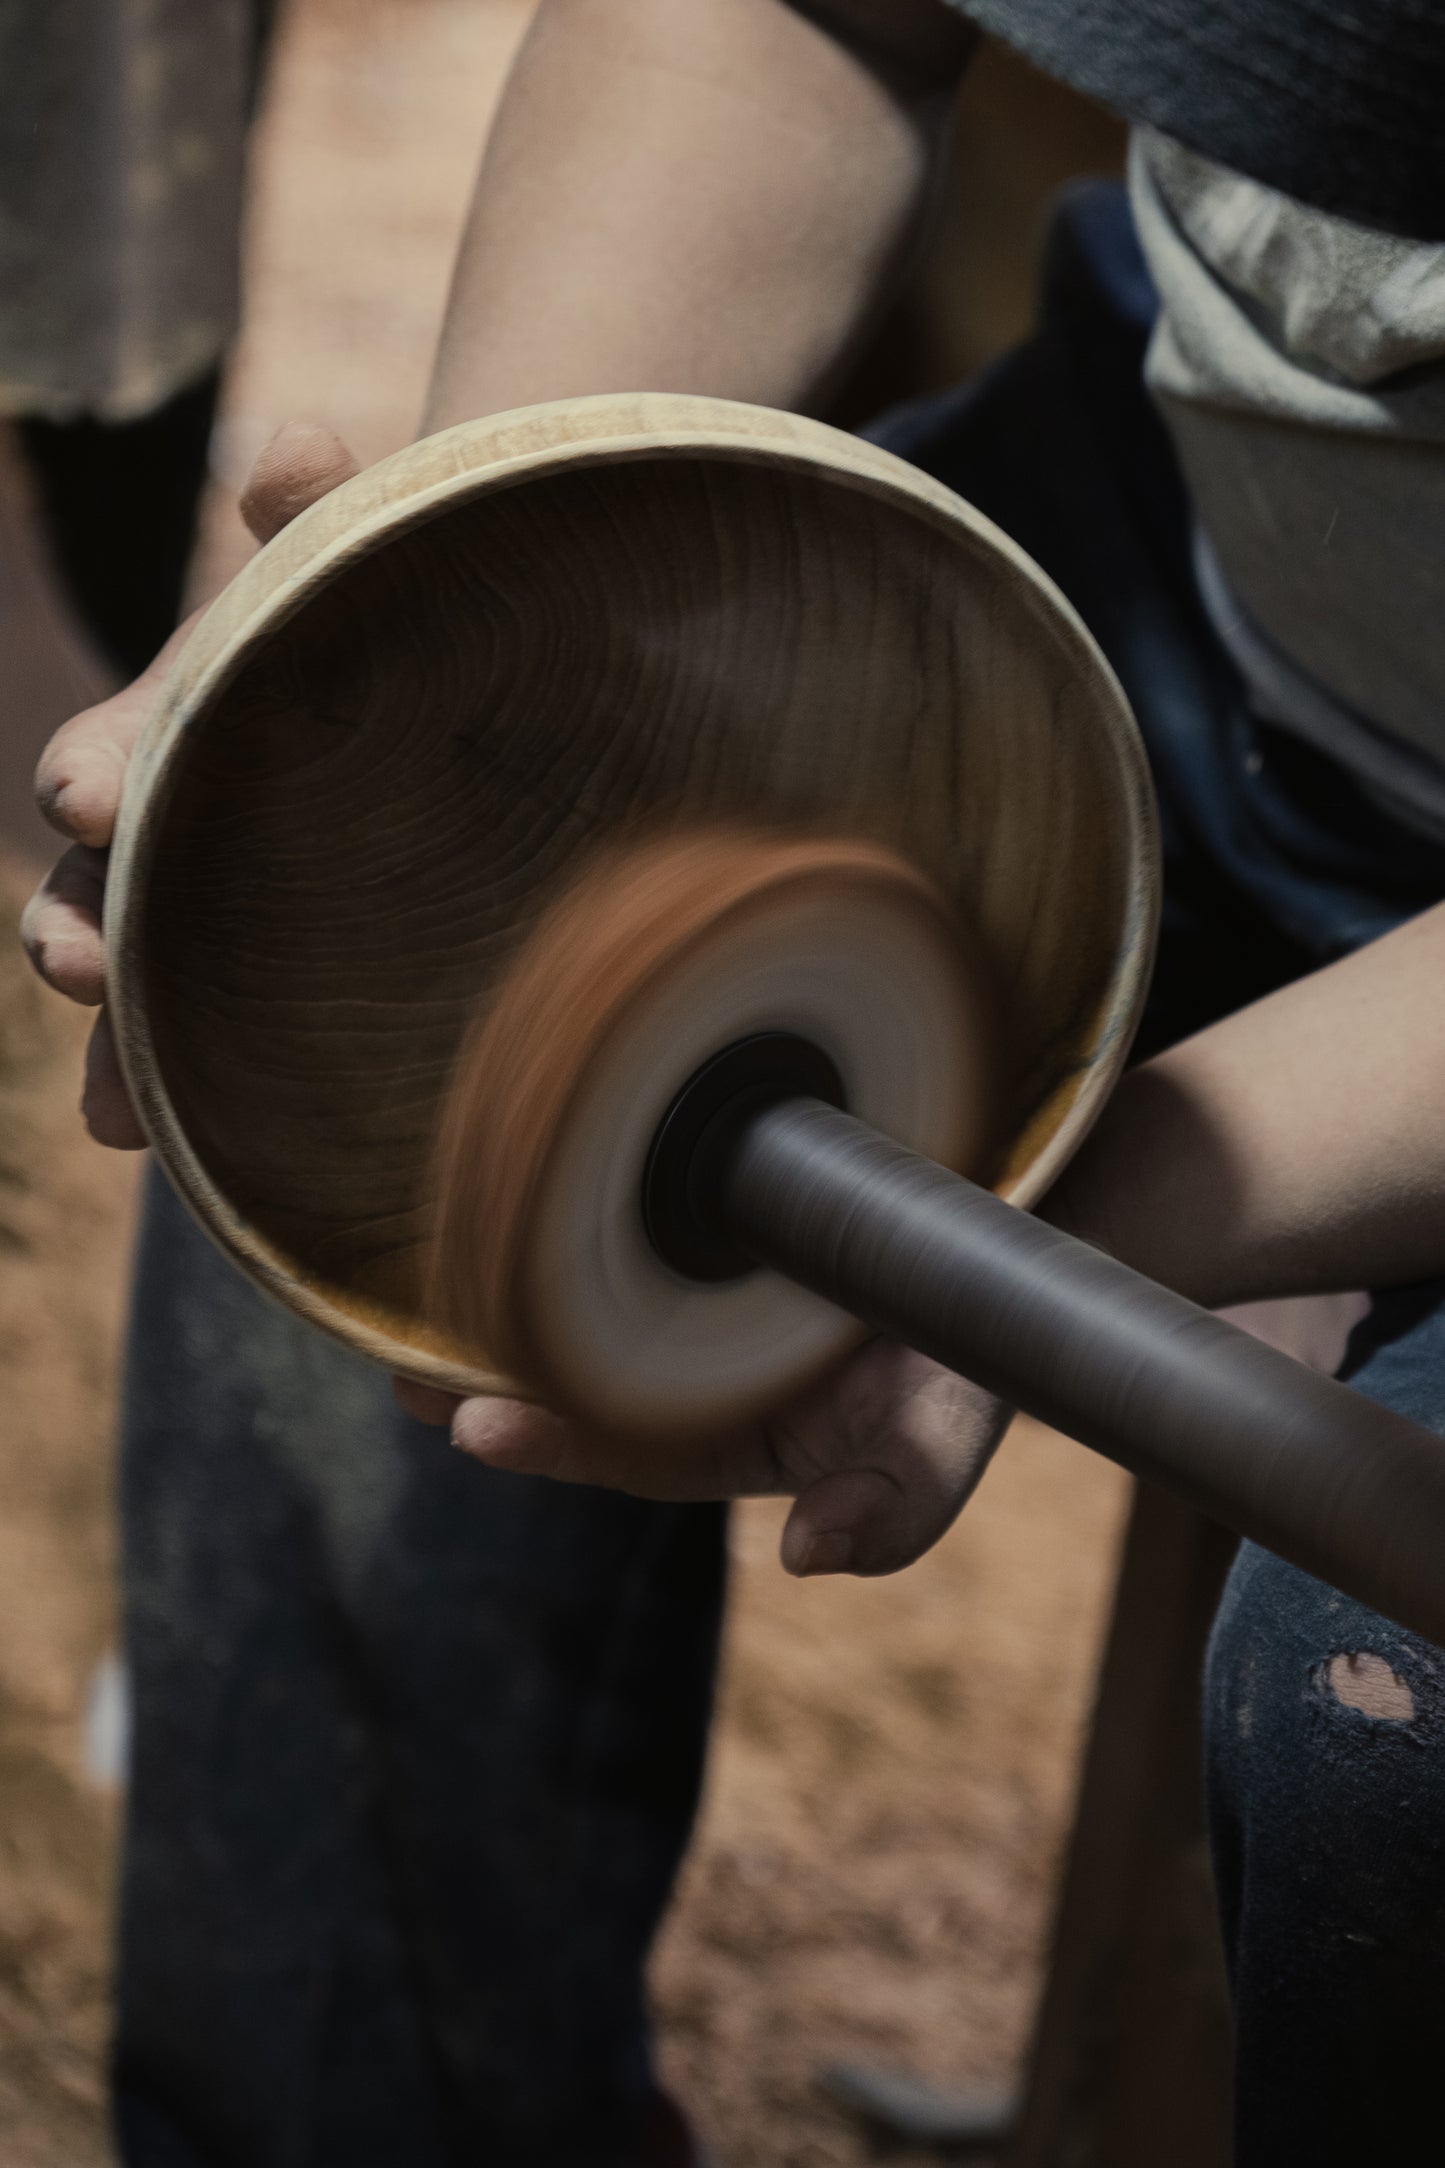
xmin=106 ymin=391 xmax=1160 ymax=1398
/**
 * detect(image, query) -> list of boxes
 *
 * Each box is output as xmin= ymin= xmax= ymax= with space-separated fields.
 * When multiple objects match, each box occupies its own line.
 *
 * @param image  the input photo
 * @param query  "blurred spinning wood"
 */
xmin=426 ymin=827 xmax=997 ymax=1432
xmin=106 ymin=392 xmax=1153 ymax=1398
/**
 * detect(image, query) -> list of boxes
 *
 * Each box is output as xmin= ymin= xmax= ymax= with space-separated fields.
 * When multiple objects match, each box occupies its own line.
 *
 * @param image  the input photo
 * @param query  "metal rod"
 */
xmin=717 ymin=1095 xmax=1445 ymax=1645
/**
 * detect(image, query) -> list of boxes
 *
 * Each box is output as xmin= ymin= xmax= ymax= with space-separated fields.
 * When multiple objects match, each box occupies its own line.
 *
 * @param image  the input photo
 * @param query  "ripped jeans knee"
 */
xmin=1204 ymin=1540 xmax=1445 ymax=2164
xmin=1316 ymin=1648 xmax=1417 ymax=1722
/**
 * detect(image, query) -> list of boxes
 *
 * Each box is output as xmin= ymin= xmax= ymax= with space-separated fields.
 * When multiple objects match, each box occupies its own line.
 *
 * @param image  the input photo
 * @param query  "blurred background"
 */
xmin=0 ymin=5 xmax=1127 ymax=2160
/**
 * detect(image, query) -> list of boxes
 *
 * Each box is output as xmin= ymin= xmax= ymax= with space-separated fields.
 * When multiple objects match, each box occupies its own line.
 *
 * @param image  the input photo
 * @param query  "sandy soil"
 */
xmin=0 ymin=877 xmax=138 ymax=2168
xmin=0 ymin=5 xmax=1130 ymax=2160
xmin=655 ymin=1445 xmax=1126 ymax=2166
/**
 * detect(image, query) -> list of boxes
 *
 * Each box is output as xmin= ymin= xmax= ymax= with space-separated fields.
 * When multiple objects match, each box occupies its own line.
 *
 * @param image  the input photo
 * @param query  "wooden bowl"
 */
xmin=107 ymin=393 xmax=1159 ymax=1399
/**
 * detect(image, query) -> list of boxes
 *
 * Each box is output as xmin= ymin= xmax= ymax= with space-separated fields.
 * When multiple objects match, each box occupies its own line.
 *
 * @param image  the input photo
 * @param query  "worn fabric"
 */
xmin=1190 ymin=528 xmax=1445 ymax=848
xmin=0 ymin=0 xmax=270 ymax=422
xmin=949 ymin=0 xmax=1445 ymax=241
xmin=1130 ymin=129 xmax=1445 ymax=800
xmin=1209 ymin=1301 xmax=1445 ymax=2166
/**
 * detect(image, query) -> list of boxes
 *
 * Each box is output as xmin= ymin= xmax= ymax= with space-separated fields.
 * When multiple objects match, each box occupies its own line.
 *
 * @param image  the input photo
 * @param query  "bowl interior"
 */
xmin=138 ymin=445 xmax=1152 ymax=1369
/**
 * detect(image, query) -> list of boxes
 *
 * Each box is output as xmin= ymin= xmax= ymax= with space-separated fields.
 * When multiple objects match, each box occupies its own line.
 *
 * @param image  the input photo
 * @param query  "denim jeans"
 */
xmin=115 ymin=1174 xmax=725 ymax=2168
xmin=1207 ymin=1301 xmax=1445 ymax=2168
xmin=116 ymin=185 xmax=1445 ymax=2164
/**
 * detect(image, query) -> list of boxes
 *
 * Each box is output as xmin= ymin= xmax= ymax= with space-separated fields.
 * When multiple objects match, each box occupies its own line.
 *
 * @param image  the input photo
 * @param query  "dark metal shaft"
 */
xmin=717 ymin=1096 xmax=1445 ymax=1646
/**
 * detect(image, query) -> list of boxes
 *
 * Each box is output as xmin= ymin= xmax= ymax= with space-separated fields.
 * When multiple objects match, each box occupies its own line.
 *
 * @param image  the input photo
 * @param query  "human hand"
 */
xmin=20 ymin=423 xmax=360 ymax=1146
xmin=396 ymin=1336 xmax=1011 ymax=1580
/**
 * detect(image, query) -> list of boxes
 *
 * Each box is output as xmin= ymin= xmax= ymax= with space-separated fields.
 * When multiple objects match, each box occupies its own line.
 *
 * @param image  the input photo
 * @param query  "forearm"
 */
xmin=1043 ymin=902 xmax=1445 ymax=1308
xmin=423 ymin=0 xmax=973 ymax=431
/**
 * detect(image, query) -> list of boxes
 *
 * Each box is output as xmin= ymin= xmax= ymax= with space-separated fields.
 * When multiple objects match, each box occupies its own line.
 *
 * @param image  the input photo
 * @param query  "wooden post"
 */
xmin=1009 ymin=1484 xmax=1237 ymax=2168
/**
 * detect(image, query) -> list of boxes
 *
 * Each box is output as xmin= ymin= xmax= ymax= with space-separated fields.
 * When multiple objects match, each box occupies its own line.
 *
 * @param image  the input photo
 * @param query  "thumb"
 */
xmin=240 ymin=421 xmax=360 ymax=543
xmin=779 ymin=1361 xmax=1012 ymax=1581
xmin=780 ymin=1468 xmax=909 ymax=1579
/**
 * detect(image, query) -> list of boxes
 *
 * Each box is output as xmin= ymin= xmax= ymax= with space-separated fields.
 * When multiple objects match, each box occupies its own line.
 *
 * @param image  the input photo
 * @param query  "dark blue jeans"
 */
xmin=116 ymin=1192 xmax=724 ymax=2167
xmin=116 ymin=185 xmax=1445 ymax=2165
xmin=1206 ymin=1328 xmax=1445 ymax=2168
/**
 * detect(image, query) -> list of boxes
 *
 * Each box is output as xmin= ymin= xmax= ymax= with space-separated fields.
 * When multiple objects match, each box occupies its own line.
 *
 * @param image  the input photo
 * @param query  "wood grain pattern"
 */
xmin=106 ymin=393 xmax=1158 ymax=1396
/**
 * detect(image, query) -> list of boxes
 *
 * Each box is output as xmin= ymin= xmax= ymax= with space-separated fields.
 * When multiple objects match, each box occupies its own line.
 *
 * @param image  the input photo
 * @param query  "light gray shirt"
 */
xmin=1130 ymin=128 xmax=1445 ymax=824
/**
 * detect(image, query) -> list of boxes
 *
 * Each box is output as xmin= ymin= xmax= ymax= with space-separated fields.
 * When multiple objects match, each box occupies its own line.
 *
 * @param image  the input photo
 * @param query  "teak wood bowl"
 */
xmin=106 ymin=393 xmax=1159 ymax=1399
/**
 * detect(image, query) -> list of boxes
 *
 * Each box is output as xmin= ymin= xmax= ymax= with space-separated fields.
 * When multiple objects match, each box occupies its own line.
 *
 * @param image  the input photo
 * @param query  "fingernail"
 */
xmin=37 ymin=778 xmax=75 ymax=833
xmin=793 ymin=1530 xmax=854 ymax=1578
xmin=451 ymin=1427 xmax=527 ymax=1466
xmin=454 ymin=1439 xmax=528 ymax=1474
xmin=451 ymin=1420 xmax=558 ymax=1475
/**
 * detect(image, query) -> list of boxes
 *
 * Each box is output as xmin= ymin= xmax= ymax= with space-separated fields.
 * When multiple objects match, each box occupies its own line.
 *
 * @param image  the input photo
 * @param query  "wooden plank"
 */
xmin=1010 ymin=1483 xmax=1236 ymax=2168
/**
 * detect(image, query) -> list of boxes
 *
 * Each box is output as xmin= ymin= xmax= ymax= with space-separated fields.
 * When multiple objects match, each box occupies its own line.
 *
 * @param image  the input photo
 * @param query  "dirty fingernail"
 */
xmin=37 ymin=778 xmax=77 ymax=831
xmin=793 ymin=1530 xmax=855 ymax=1578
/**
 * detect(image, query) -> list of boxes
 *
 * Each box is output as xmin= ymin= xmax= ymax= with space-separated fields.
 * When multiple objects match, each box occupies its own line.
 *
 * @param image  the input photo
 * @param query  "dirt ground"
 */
xmin=0 ymin=4 xmax=1131 ymax=2161
xmin=0 ymin=879 xmax=135 ymax=2168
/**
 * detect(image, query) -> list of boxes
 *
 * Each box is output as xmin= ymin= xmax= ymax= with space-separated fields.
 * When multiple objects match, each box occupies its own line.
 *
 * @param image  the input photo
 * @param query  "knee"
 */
xmin=1314 ymin=1648 xmax=1416 ymax=1721
xmin=1206 ymin=1543 xmax=1445 ymax=1949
